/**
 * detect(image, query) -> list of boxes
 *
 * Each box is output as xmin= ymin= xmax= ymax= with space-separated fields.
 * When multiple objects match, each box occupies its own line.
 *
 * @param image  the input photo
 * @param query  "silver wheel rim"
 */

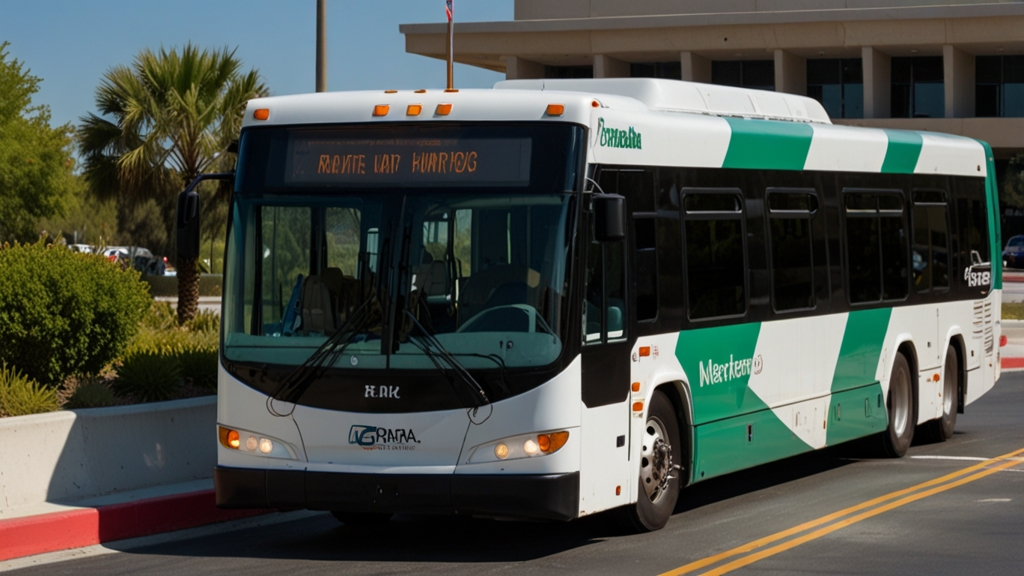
xmin=943 ymin=360 xmax=955 ymax=416
xmin=640 ymin=417 xmax=673 ymax=503
xmin=891 ymin=367 xmax=910 ymax=436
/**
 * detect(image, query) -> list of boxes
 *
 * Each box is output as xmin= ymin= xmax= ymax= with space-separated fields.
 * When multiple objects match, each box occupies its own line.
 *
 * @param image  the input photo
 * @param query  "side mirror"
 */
xmin=176 ymin=188 xmax=201 ymax=262
xmin=594 ymin=193 xmax=625 ymax=242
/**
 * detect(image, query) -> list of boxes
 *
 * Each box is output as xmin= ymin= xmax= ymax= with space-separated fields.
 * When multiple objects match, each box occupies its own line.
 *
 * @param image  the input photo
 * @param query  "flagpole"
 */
xmin=446 ymin=1 xmax=454 ymax=91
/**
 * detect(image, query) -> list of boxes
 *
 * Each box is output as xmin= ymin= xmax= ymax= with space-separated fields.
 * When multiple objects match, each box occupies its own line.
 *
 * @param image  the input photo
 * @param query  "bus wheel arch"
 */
xmin=655 ymin=381 xmax=693 ymax=489
xmin=622 ymin=389 xmax=682 ymax=532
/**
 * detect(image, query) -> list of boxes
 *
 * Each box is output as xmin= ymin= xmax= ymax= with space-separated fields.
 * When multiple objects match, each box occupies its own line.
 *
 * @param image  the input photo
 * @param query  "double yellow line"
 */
xmin=660 ymin=447 xmax=1024 ymax=576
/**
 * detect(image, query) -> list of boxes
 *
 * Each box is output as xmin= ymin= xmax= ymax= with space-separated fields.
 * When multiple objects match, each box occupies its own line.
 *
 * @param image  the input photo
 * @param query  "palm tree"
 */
xmin=78 ymin=44 xmax=267 ymax=324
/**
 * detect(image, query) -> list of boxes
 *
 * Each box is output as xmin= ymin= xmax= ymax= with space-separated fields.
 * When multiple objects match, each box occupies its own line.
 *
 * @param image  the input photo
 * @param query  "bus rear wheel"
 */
xmin=922 ymin=345 xmax=959 ymax=442
xmin=879 ymin=352 xmax=915 ymax=458
xmin=622 ymin=391 xmax=681 ymax=532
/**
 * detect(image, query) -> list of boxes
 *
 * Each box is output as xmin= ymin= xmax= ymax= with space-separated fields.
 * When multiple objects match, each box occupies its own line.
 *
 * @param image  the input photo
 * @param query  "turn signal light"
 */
xmin=631 ymin=382 xmax=641 ymax=392
xmin=373 ymin=105 xmax=390 ymax=117
xmin=633 ymin=401 xmax=644 ymax=412
xmin=407 ymin=104 xmax=423 ymax=116
xmin=537 ymin=431 xmax=569 ymax=454
xmin=436 ymin=103 xmax=453 ymax=116
xmin=253 ymin=109 xmax=270 ymax=121
xmin=546 ymin=104 xmax=565 ymax=116
xmin=219 ymin=426 xmax=241 ymax=449
xmin=639 ymin=346 xmax=651 ymax=357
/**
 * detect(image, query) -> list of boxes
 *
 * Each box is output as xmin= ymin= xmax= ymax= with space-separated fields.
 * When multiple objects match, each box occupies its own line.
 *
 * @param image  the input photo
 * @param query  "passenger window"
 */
xmin=585 ymin=220 xmax=627 ymax=343
xmin=634 ymin=217 xmax=658 ymax=321
xmin=683 ymin=189 xmax=746 ymax=320
xmin=844 ymin=191 xmax=908 ymax=304
xmin=911 ymin=190 xmax=950 ymax=292
xmin=767 ymin=190 xmax=817 ymax=311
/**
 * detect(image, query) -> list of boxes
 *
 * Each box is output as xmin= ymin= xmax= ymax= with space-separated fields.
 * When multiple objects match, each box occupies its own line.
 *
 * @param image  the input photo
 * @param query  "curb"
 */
xmin=1004 ymin=274 xmax=1024 ymax=283
xmin=0 ymin=490 xmax=267 ymax=562
xmin=1002 ymin=357 xmax=1024 ymax=369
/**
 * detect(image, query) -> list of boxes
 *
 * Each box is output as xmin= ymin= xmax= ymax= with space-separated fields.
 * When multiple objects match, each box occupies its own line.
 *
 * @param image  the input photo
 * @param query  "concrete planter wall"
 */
xmin=0 ymin=396 xmax=215 ymax=515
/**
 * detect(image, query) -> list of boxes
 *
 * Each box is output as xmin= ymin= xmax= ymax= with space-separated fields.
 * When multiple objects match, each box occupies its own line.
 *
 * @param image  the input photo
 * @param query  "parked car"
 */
xmin=101 ymin=246 xmax=165 ymax=275
xmin=1004 ymin=235 xmax=1024 ymax=269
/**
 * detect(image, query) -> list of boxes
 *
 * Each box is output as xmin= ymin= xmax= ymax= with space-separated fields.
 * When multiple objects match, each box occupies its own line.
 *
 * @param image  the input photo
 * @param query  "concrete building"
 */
xmin=401 ymin=0 xmax=1024 ymax=229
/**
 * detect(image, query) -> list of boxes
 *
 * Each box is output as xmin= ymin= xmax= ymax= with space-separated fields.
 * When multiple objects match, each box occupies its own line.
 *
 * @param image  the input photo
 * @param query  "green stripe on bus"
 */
xmin=880 ymin=130 xmax=923 ymax=174
xmin=826 ymin=382 xmax=888 ymax=447
xmin=830 ymin=308 xmax=892 ymax=394
xmin=676 ymin=321 xmax=764 ymax=425
xmin=722 ymin=118 xmax=813 ymax=171
xmin=692 ymin=406 xmax=811 ymax=482
xmin=979 ymin=140 xmax=1003 ymax=288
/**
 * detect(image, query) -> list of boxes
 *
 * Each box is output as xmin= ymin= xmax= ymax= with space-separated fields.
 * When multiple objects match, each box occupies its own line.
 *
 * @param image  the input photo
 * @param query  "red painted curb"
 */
xmin=0 ymin=490 xmax=268 ymax=562
xmin=1002 ymin=357 xmax=1024 ymax=369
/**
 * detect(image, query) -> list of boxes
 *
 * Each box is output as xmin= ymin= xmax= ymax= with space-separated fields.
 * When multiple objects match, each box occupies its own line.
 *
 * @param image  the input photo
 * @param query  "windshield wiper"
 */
xmin=267 ymin=293 xmax=382 ymax=415
xmin=403 ymin=310 xmax=492 ymax=407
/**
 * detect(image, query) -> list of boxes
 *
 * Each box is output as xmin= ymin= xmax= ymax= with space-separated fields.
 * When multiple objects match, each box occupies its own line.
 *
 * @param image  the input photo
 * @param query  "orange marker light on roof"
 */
xmin=384 ymin=89 xmax=398 ymax=94
xmin=253 ymin=108 xmax=270 ymax=120
xmin=373 ymin=105 xmax=390 ymax=117
xmin=592 ymin=100 xmax=600 ymax=108
xmin=436 ymin=103 xmax=453 ymax=116
xmin=407 ymin=104 xmax=423 ymax=116
xmin=546 ymin=104 xmax=565 ymax=116
xmin=415 ymin=89 xmax=427 ymax=94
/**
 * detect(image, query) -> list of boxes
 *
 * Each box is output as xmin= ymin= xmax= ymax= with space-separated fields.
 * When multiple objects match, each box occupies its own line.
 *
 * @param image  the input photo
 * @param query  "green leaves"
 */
xmin=0 ymin=363 xmax=60 ymax=417
xmin=0 ymin=42 xmax=75 ymax=242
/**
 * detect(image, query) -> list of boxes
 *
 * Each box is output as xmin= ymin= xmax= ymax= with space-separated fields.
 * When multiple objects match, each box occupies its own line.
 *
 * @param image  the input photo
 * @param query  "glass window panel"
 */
xmin=820 ymin=84 xmax=843 ymax=119
xmin=846 ymin=217 xmax=881 ymax=303
xmin=770 ymin=217 xmax=814 ymax=311
xmin=842 ymin=58 xmax=863 ymax=84
xmin=684 ymin=193 xmax=740 ymax=213
xmin=880 ymin=216 xmax=909 ymax=300
xmin=913 ymin=190 xmax=946 ymax=204
xmin=545 ymin=65 xmax=593 ymax=79
xmin=892 ymin=58 xmax=913 ymax=83
xmin=1003 ymin=84 xmax=1024 ymax=117
xmin=635 ymin=217 xmax=658 ymax=321
xmin=912 ymin=205 xmax=932 ymax=292
xmin=914 ymin=57 xmax=945 ymax=83
xmin=914 ymin=83 xmax=945 ymax=118
xmin=976 ymin=84 xmax=999 ymax=117
xmin=845 ymin=193 xmax=877 ymax=212
xmin=930 ymin=206 xmax=950 ymax=290
xmin=630 ymin=63 xmax=655 ymax=78
xmin=686 ymin=218 xmax=746 ymax=319
xmin=768 ymin=192 xmax=818 ymax=213
xmin=892 ymin=84 xmax=912 ymax=118
xmin=807 ymin=59 xmax=840 ymax=84
xmin=743 ymin=60 xmax=775 ymax=89
xmin=325 ymin=208 xmax=361 ymax=277
xmin=712 ymin=61 xmax=742 ymax=87
xmin=976 ymin=55 xmax=1002 ymax=84
xmin=878 ymin=194 xmax=904 ymax=212
xmin=605 ymin=240 xmax=626 ymax=339
xmin=261 ymin=206 xmax=311 ymax=333
xmin=1003 ymin=56 xmax=1024 ymax=84
xmin=619 ymin=171 xmax=654 ymax=212
xmin=585 ymin=240 xmax=603 ymax=343
xmin=844 ymin=83 xmax=864 ymax=118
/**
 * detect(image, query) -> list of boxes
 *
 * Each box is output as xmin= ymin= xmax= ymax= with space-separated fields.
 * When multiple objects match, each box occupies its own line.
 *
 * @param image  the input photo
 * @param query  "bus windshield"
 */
xmin=222 ymin=124 xmax=582 ymax=374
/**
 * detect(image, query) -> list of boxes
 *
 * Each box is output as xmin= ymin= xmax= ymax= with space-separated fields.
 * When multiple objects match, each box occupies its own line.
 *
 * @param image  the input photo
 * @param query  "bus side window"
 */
xmin=682 ymin=189 xmax=747 ymax=320
xmin=767 ymin=190 xmax=818 ymax=312
xmin=911 ymin=189 xmax=950 ymax=293
xmin=585 ymin=220 xmax=627 ymax=344
xmin=634 ymin=216 xmax=658 ymax=321
xmin=843 ymin=191 xmax=908 ymax=304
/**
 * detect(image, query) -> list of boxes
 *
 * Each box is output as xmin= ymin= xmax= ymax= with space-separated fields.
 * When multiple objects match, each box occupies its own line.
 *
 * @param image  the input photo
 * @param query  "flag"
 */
xmin=446 ymin=0 xmax=453 ymax=22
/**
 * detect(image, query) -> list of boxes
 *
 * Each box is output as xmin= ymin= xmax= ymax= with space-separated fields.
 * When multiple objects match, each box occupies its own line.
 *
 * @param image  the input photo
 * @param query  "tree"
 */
xmin=0 ymin=42 xmax=75 ymax=242
xmin=78 ymin=44 xmax=267 ymax=324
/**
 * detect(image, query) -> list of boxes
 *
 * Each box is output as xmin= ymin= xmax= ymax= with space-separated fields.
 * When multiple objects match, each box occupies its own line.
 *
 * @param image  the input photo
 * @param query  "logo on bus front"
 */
xmin=348 ymin=425 xmax=421 ymax=451
xmin=596 ymin=118 xmax=642 ymax=150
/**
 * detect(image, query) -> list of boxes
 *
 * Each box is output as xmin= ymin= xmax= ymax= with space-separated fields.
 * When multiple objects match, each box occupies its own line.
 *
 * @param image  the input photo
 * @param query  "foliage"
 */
xmin=0 ymin=240 xmax=151 ymax=386
xmin=118 ymin=302 xmax=219 ymax=397
xmin=0 ymin=363 xmax=60 ymax=417
xmin=65 ymin=380 xmax=117 ymax=409
xmin=36 ymin=175 xmax=120 ymax=247
xmin=113 ymin=351 xmax=183 ymax=402
xmin=0 ymin=42 xmax=76 ymax=242
xmin=178 ymin=347 xmax=219 ymax=391
xmin=1002 ymin=302 xmax=1024 ymax=320
xmin=77 ymin=43 xmax=268 ymax=323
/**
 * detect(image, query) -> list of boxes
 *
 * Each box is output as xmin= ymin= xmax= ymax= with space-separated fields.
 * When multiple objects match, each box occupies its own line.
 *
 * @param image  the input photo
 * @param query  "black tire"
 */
xmin=922 ymin=345 xmax=959 ymax=442
xmin=622 ymin=391 xmax=682 ymax=532
xmin=330 ymin=511 xmax=393 ymax=526
xmin=879 ymin=352 xmax=916 ymax=458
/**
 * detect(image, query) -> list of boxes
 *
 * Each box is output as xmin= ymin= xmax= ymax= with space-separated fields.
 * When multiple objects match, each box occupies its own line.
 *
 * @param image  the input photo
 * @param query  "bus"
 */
xmin=202 ymin=78 xmax=1002 ymax=532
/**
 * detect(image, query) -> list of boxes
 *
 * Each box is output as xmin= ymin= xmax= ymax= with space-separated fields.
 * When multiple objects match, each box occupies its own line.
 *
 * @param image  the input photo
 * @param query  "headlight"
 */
xmin=218 ymin=425 xmax=296 ymax=460
xmin=467 ymin=430 xmax=570 ymax=464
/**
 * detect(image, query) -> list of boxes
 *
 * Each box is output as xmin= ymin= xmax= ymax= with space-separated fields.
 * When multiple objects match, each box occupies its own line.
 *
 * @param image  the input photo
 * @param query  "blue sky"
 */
xmin=0 ymin=0 xmax=512 ymax=130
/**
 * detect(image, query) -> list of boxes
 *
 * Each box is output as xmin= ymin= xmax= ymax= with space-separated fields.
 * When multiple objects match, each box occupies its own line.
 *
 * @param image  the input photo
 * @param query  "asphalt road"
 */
xmin=10 ymin=374 xmax=1024 ymax=576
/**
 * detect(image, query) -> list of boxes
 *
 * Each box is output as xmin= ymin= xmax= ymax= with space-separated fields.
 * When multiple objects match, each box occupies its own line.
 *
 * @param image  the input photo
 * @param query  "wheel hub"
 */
xmin=640 ymin=419 xmax=674 ymax=502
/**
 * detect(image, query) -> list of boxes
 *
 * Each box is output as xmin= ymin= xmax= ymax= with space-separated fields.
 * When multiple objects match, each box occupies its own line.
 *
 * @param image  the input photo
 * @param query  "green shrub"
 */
xmin=0 ymin=240 xmax=151 ymax=386
xmin=142 ymin=301 xmax=178 ymax=331
xmin=178 ymin=346 xmax=218 ymax=391
xmin=113 ymin=351 xmax=182 ymax=402
xmin=185 ymin=309 xmax=220 ymax=334
xmin=65 ymin=380 xmax=117 ymax=409
xmin=0 ymin=363 xmax=60 ymax=417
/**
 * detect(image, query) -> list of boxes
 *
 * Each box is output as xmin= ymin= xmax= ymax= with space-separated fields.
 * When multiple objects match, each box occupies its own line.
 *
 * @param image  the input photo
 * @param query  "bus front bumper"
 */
xmin=214 ymin=466 xmax=580 ymax=522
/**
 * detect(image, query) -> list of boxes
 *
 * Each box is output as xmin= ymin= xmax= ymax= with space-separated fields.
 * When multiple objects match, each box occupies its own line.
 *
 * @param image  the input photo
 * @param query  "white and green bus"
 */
xmin=200 ymin=78 xmax=1002 ymax=531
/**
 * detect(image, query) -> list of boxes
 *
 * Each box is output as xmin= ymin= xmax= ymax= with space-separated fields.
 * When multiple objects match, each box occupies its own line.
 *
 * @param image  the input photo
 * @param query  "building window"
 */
xmin=976 ymin=55 xmax=1024 ymax=117
xmin=545 ymin=65 xmax=593 ymax=79
xmin=630 ymin=61 xmax=682 ymax=80
xmin=891 ymin=57 xmax=944 ymax=118
xmin=711 ymin=60 xmax=775 ymax=91
xmin=806 ymin=59 xmax=863 ymax=119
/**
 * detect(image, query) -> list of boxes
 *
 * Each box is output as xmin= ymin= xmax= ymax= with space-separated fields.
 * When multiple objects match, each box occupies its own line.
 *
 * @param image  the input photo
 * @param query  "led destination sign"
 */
xmin=285 ymin=135 xmax=532 ymax=187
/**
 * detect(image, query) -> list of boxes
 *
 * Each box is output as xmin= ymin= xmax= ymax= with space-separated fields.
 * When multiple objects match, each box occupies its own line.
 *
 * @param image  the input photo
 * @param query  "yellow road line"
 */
xmin=659 ymin=447 xmax=1024 ymax=576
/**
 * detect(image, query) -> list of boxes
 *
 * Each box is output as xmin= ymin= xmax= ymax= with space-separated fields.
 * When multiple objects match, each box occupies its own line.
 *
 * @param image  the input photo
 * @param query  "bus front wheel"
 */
xmin=622 ymin=391 xmax=681 ymax=532
xmin=879 ymin=351 xmax=916 ymax=458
